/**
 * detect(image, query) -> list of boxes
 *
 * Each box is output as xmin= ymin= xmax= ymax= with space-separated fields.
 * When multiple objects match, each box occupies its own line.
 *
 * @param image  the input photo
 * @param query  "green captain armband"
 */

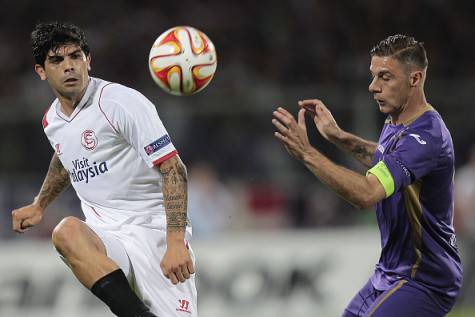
xmin=367 ymin=161 xmax=395 ymax=198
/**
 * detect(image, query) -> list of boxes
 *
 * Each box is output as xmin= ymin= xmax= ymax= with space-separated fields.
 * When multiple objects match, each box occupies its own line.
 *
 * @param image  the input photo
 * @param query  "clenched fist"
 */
xmin=12 ymin=203 xmax=44 ymax=233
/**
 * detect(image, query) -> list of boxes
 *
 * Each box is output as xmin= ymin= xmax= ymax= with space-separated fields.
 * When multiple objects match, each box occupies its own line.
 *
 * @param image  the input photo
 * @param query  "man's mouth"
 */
xmin=64 ymin=78 xmax=78 ymax=84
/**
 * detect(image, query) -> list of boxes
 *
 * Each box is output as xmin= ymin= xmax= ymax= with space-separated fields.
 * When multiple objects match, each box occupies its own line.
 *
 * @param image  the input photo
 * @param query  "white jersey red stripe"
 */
xmin=43 ymin=77 xmax=177 ymax=229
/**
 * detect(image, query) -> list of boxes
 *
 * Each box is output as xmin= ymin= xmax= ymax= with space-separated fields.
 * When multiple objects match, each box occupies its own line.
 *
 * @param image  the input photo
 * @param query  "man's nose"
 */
xmin=63 ymin=58 xmax=74 ymax=72
xmin=368 ymin=77 xmax=380 ymax=93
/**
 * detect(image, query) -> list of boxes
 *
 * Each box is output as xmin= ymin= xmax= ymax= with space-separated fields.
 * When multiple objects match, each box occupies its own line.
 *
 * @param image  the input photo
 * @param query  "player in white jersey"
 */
xmin=11 ymin=22 xmax=197 ymax=317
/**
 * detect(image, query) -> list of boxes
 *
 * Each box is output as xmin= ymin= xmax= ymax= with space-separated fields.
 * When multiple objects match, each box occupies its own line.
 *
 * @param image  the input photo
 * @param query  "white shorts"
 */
xmin=87 ymin=222 xmax=198 ymax=317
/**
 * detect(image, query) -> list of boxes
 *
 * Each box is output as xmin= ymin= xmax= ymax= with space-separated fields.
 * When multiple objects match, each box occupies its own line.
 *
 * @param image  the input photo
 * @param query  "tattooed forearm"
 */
xmin=35 ymin=153 xmax=71 ymax=210
xmin=347 ymin=142 xmax=377 ymax=168
xmin=333 ymin=132 xmax=377 ymax=168
xmin=159 ymin=156 xmax=188 ymax=232
xmin=167 ymin=211 xmax=188 ymax=230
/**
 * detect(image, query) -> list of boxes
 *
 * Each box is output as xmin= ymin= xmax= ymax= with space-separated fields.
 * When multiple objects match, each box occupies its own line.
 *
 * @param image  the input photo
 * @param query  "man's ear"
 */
xmin=34 ymin=64 xmax=47 ymax=81
xmin=409 ymin=70 xmax=423 ymax=87
xmin=87 ymin=54 xmax=92 ymax=71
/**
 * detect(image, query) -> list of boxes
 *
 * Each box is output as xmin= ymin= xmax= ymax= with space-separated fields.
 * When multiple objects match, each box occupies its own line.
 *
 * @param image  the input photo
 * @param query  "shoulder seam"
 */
xmin=98 ymin=83 xmax=120 ymax=134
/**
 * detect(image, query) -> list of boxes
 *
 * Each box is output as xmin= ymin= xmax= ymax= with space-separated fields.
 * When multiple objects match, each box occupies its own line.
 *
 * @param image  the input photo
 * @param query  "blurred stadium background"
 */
xmin=1 ymin=0 xmax=474 ymax=316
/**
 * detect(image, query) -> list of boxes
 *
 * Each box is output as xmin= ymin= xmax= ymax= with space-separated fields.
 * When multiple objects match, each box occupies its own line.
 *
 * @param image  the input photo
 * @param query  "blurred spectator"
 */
xmin=188 ymin=162 xmax=237 ymax=237
xmin=454 ymin=145 xmax=475 ymax=236
xmin=287 ymin=184 xmax=356 ymax=228
xmin=246 ymin=183 xmax=289 ymax=229
xmin=454 ymin=145 xmax=475 ymax=309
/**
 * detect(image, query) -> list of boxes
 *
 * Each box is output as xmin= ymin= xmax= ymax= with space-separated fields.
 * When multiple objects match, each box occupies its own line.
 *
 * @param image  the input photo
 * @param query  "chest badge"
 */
xmin=81 ymin=130 xmax=98 ymax=151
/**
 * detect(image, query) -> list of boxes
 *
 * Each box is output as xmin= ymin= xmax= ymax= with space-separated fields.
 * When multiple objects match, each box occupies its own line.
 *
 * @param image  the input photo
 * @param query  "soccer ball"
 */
xmin=148 ymin=26 xmax=217 ymax=96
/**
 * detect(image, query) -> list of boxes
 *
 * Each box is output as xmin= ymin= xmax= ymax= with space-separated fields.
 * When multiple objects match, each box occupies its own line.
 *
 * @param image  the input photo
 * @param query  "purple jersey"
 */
xmin=368 ymin=105 xmax=462 ymax=310
xmin=343 ymin=279 xmax=448 ymax=316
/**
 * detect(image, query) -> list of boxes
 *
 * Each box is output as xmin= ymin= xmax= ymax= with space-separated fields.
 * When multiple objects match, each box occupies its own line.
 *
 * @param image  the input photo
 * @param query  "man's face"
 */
xmin=35 ymin=43 xmax=90 ymax=100
xmin=368 ymin=56 xmax=412 ymax=116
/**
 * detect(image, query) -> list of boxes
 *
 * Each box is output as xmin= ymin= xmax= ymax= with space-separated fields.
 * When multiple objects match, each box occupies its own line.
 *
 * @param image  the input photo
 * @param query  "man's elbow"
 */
xmin=353 ymin=194 xmax=379 ymax=210
xmin=352 ymin=200 xmax=372 ymax=210
xmin=353 ymin=175 xmax=387 ymax=210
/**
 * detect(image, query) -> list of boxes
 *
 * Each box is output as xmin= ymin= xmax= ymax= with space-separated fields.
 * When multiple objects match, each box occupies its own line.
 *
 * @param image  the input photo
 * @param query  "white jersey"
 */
xmin=42 ymin=77 xmax=177 ymax=229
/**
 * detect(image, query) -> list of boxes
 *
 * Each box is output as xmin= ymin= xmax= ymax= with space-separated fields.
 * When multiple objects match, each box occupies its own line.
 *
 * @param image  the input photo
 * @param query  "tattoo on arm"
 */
xmin=338 ymin=135 xmax=377 ymax=168
xmin=35 ymin=153 xmax=71 ymax=210
xmin=350 ymin=143 xmax=376 ymax=167
xmin=159 ymin=156 xmax=188 ymax=232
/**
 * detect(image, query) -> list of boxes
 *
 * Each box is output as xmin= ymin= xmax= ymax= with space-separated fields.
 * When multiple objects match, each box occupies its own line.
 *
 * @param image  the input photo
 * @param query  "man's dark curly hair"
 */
xmin=371 ymin=34 xmax=428 ymax=70
xmin=31 ymin=21 xmax=90 ymax=67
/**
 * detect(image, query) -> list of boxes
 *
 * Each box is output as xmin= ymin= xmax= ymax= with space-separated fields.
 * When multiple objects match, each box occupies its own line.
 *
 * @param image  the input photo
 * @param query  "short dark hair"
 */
xmin=370 ymin=34 xmax=428 ymax=70
xmin=31 ymin=22 xmax=90 ymax=66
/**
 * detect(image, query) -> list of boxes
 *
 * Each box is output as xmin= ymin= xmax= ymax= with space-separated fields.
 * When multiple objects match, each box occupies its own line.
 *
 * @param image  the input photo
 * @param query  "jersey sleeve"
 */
xmin=41 ymin=103 xmax=58 ymax=150
xmin=369 ymin=129 xmax=439 ymax=195
xmin=104 ymin=86 xmax=177 ymax=167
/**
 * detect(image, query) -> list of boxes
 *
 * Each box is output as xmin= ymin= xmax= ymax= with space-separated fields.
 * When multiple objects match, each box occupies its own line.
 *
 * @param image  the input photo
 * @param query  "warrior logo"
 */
xmin=55 ymin=143 xmax=62 ymax=155
xmin=176 ymin=299 xmax=191 ymax=314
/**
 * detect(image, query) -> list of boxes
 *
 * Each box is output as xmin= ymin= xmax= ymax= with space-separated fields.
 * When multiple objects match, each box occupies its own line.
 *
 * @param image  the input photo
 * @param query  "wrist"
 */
xmin=32 ymin=197 xmax=46 ymax=213
xmin=302 ymin=147 xmax=320 ymax=165
xmin=166 ymin=230 xmax=186 ymax=244
xmin=329 ymin=128 xmax=345 ymax=144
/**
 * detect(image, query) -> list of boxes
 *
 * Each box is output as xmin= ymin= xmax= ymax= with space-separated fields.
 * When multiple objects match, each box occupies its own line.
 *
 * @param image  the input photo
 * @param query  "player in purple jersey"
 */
xmin=272 ymin=35 xmax=462 ymax=316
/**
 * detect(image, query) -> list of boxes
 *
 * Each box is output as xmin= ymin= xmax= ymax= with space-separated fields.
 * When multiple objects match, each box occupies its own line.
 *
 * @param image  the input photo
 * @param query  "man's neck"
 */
xmin=391 ymin=92 xmax=427 ymax=125
xmin=57 ymin=80 xmax=89 ymax=117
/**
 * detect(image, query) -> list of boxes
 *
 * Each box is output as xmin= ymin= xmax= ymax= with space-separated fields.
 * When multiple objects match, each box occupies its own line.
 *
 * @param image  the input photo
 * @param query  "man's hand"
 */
xmin=160 ymin=237 xmax=195 ymax=285
xmin=298 ymin=99 xmax=342 ymax=143
xmin=272 ymin=107 xmax=312 ymax=161
xmin=12 ymin=203 xmax=44 ymax=233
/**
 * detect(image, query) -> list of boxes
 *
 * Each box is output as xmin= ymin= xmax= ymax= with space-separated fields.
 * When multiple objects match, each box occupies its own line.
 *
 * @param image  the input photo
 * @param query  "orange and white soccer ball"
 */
xmin=148 ymin=26 xmax=217 ymax=96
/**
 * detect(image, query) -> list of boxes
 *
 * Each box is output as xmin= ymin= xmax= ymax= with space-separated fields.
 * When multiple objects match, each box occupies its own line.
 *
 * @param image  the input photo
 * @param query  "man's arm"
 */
xmin=12 ymin=153 xmax=70 ymax=233
xmin=160 ymin=155 xmax=188 ymax=233
xmin=329 ymin=130 xmax=377 ymax=168
xmin=300 ymin=147 xmax=385 ymax=209
xmin=272 ymin=107 xmax=386 ymax=209
xmin=158 ymin=155 xmax=194 ymax=285
xmin=298 ymin=99 xmax=377 ymax=168
xmin=35 ymin=152 xmax=71 ymax=209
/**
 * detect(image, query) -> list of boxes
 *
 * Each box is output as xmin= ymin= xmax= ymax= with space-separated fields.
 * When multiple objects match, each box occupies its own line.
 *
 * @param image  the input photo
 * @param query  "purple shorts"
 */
xmin=342 ymin=279 xmax=448 ymax=317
